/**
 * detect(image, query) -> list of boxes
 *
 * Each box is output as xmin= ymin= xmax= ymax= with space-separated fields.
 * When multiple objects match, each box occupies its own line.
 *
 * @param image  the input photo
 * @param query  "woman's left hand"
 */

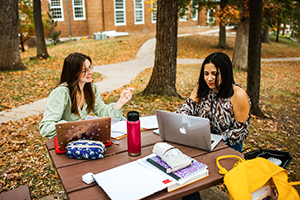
xmin=115 ymin=88 xmax=134 ymax=110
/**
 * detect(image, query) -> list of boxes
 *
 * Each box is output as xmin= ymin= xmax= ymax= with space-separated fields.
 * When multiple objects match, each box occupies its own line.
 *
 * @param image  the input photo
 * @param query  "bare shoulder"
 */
xmin=232 ymin=85 xmax=248 ymax=101
xmin=231 ymin=85 xmax=250 ymax=122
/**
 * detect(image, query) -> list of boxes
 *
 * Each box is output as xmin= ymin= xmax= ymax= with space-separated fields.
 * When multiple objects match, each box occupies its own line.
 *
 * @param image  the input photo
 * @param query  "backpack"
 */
xmin=216 ymin=155 xmax=300 ymax=200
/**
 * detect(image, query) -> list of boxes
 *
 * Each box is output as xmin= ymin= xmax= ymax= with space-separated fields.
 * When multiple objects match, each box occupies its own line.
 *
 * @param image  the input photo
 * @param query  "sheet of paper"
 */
xmin=111 ymin=120 xmax=127 ymax=132
xmin=111 ymin=131 xmax=126 ymax=139
xmin=111 ymin=118 xmax=123 ymax=125
xmin=140 ymin=115 xmax=158 ymax=129
xmin=153 ymin=129 xmax=160 ymax=135
xmin=93 ymin=160 xmax=169 ymax=200
xmin=85 ymin=115 xmax=98 ymax=120
xmin=110 ymin=116 xmax=158 ymax=139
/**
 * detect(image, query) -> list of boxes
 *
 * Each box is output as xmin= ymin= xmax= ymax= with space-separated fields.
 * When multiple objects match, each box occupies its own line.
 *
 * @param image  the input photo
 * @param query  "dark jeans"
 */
xmin=182 ymin=191 xmax=201 ymax=200
xmin=182 ymin=141 xmax=243 ymax=200
xmin=227 ymin=141 xmax=243 ymax=153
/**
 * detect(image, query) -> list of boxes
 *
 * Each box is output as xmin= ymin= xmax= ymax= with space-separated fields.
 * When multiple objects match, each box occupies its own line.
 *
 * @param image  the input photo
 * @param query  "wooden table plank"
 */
xmin=67 ymin=186 xmax=110 ymax=200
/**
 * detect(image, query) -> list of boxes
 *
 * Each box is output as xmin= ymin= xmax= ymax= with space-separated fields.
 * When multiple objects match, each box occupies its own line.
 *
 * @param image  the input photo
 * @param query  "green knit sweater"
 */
xmin=39 ymin=83 xmax=123 ymax=138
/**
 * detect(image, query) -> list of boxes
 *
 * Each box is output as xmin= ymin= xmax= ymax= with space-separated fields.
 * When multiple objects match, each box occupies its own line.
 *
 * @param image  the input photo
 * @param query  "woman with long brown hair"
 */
xmin=39 ymin=52 xmax=133 ymax=138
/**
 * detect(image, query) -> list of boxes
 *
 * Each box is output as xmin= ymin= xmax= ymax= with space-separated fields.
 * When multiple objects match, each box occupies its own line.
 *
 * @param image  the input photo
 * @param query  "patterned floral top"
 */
xmin=176 ymin=89 xmax=251 ymax=146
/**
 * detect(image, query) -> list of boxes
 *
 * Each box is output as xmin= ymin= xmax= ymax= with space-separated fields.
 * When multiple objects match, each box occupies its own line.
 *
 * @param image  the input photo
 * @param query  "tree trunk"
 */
xmin=20 ymin=34 xmax=26 ymax=52
xmin=276 ymin=18 xmax=280 ymax=42
xmin=0 ymin=0 xmax=26 ymax=71
xmin=262 ymin=25 xmax=270 ymax=43
xmin=232 ymin=18 xmax=249 ymax=71
xmin=217 ymin=0 xmax=229 ymax=49
xmin=262 ymin=16 xmax=270 ymax=43
xmin=282 ymin=22 xmax=286 ymax=36
xmin=33 ymin=0 xmax=49 ymax=59
xmin=247 ymin=0 xmax=265 ymax=118
xmin=142 ymin=0 xmax=179 ymax=96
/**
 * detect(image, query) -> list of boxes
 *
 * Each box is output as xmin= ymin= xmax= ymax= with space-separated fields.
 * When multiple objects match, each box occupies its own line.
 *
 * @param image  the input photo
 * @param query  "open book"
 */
xmin=92 ymin=154 xmax=209 ymax=200
xmin=111 ymin=115 xmax=158 ymax=140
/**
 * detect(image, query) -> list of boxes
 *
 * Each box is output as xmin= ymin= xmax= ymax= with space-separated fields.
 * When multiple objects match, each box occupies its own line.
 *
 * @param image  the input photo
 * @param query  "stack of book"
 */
xmin=145 ymin=154 xmax=209 ymax=192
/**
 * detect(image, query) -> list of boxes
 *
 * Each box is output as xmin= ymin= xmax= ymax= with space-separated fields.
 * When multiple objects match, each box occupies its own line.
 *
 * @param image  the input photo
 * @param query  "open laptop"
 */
xmin=55 ymin=117 xmax=111 ymax=152
xmin=155 ymin=110 xmax=222 ymax=151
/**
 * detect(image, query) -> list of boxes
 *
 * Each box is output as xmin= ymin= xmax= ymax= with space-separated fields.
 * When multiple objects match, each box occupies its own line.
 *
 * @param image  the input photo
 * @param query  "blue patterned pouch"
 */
xmin=66 ymin=140 xmax=106 ymax=159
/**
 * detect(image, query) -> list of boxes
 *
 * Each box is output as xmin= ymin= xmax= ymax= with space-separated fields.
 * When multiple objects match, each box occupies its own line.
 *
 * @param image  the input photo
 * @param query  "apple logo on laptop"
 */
xmin=179 ymin=127 xmax=187 ymax=134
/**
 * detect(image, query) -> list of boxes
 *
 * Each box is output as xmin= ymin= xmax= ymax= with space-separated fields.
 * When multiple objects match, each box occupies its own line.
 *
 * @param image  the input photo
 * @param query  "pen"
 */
xmin=132 ymin=80 xmax=143 ymax=88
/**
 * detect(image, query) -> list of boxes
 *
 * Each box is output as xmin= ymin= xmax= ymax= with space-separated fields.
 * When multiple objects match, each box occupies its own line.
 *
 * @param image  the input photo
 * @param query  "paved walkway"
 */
xmin=1 ymin=30 xmax=300 ymax=124
xmin=0 ymin=34 xmax=205 ymax=124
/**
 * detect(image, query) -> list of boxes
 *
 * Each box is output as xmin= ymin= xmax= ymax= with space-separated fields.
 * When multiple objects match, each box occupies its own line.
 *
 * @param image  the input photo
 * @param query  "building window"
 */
xmin=191 ymin=0 xmax=198 ymax=21
xmin=179 ymin=9 xmax=187 ymax=21
xmin=134 ymin=0 xmax=144 ymax=24
xmin=49 ymin=0 xmax=64 ymax=21
xmin=207 ymin=9 xmax=215 ymax=25
xmin=72 ymin=0 xmax=86 ymax=20
xmin=151 ymin=1 xmax=157 ymax=23
xmin=114 ymin=0 xmax=126 ymax=26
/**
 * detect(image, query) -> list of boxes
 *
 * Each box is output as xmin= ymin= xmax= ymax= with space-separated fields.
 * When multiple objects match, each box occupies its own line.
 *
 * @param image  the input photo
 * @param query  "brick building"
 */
xmin=41 ymin=0 xmax=212 ymax=39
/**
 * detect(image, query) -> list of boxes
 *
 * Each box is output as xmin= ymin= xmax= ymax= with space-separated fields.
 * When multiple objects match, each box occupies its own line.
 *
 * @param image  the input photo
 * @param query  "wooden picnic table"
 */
xmin=46 ymin=130 xmax=243 ymax=200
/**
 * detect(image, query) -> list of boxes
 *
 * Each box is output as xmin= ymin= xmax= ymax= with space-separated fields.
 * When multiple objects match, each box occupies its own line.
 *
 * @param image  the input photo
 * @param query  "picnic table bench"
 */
xmin=0 ymin=184 xmax=31 ymax=200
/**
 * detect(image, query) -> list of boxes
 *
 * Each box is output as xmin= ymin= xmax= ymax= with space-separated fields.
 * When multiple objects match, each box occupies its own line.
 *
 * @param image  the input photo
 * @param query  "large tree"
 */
xmin=33 ymin=0 xmax=49 ymax=59
xmin=262 ymin=15 xmax=271 ymax=43
xmin=246 ymin=0 xmax=264 ymax=117
xmin=0 ymin=0 xmax=26 ymax=71
xmin=232 ymin=0 xmax=249 ymax=71
xmin=217 ymin=0 xmax=229 ymax=49
xmin=19 ymin=0 xmax=35 ymax=52
xmin=142 ymin=0 xmax=179 ymax=96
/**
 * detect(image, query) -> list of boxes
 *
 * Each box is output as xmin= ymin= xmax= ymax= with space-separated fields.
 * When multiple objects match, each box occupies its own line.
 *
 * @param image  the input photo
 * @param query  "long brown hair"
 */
xmin=59 ymin=52 xmax=95 ymax=117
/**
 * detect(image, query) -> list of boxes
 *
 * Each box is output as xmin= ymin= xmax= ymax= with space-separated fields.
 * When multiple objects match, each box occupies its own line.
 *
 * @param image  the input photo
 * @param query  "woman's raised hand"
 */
xmin=114 ymin=88 xmax=134 ymax=110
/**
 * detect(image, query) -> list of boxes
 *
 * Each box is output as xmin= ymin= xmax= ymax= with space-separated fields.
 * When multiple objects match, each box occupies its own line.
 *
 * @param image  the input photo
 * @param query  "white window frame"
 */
xmin=72 ymin=0 xmax=86 ymax=20
xmin=49 ymin=0 xmax=64 ymax=21
xmin=179 ymin=9 xmax=187 ymax=22
xmin=114 ymin=0 xmax=126 ymax=26
xmin=191 ymin=0 xmax=198 ymax=21
xmin=134 ymin=0 xmax=144 ymax=24
xmin=207 ymin=9 xmax=215 ymax=24
xmin=151 ymin=1 xmax=157 ymax=23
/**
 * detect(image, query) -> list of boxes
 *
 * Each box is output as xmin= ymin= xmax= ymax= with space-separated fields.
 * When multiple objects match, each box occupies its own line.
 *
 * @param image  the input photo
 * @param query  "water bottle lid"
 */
xmin=127 ymin=111 xmax=139 ymax=121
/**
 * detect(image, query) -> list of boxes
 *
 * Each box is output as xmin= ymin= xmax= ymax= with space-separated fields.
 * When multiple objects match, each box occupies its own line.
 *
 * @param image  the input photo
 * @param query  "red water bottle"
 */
xmin=127 ymin=111 xmax=141 ymax=156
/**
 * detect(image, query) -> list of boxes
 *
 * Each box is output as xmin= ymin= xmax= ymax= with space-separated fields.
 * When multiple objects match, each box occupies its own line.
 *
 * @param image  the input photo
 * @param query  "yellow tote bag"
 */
xmin=216 ymin=155 xmax=300 ymax=200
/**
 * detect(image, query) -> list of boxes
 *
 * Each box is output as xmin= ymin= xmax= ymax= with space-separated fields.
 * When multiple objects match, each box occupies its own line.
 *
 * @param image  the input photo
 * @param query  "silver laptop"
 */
xmin=155 ymin=110 xmax=222 ymax=151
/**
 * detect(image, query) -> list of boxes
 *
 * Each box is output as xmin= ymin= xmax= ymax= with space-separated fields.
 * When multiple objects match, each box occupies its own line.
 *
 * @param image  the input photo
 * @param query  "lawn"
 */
xmin=0 ymin=27 xmax=299 ymax=198
xmin=0 ymin=32 xmax=153 ymax=111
